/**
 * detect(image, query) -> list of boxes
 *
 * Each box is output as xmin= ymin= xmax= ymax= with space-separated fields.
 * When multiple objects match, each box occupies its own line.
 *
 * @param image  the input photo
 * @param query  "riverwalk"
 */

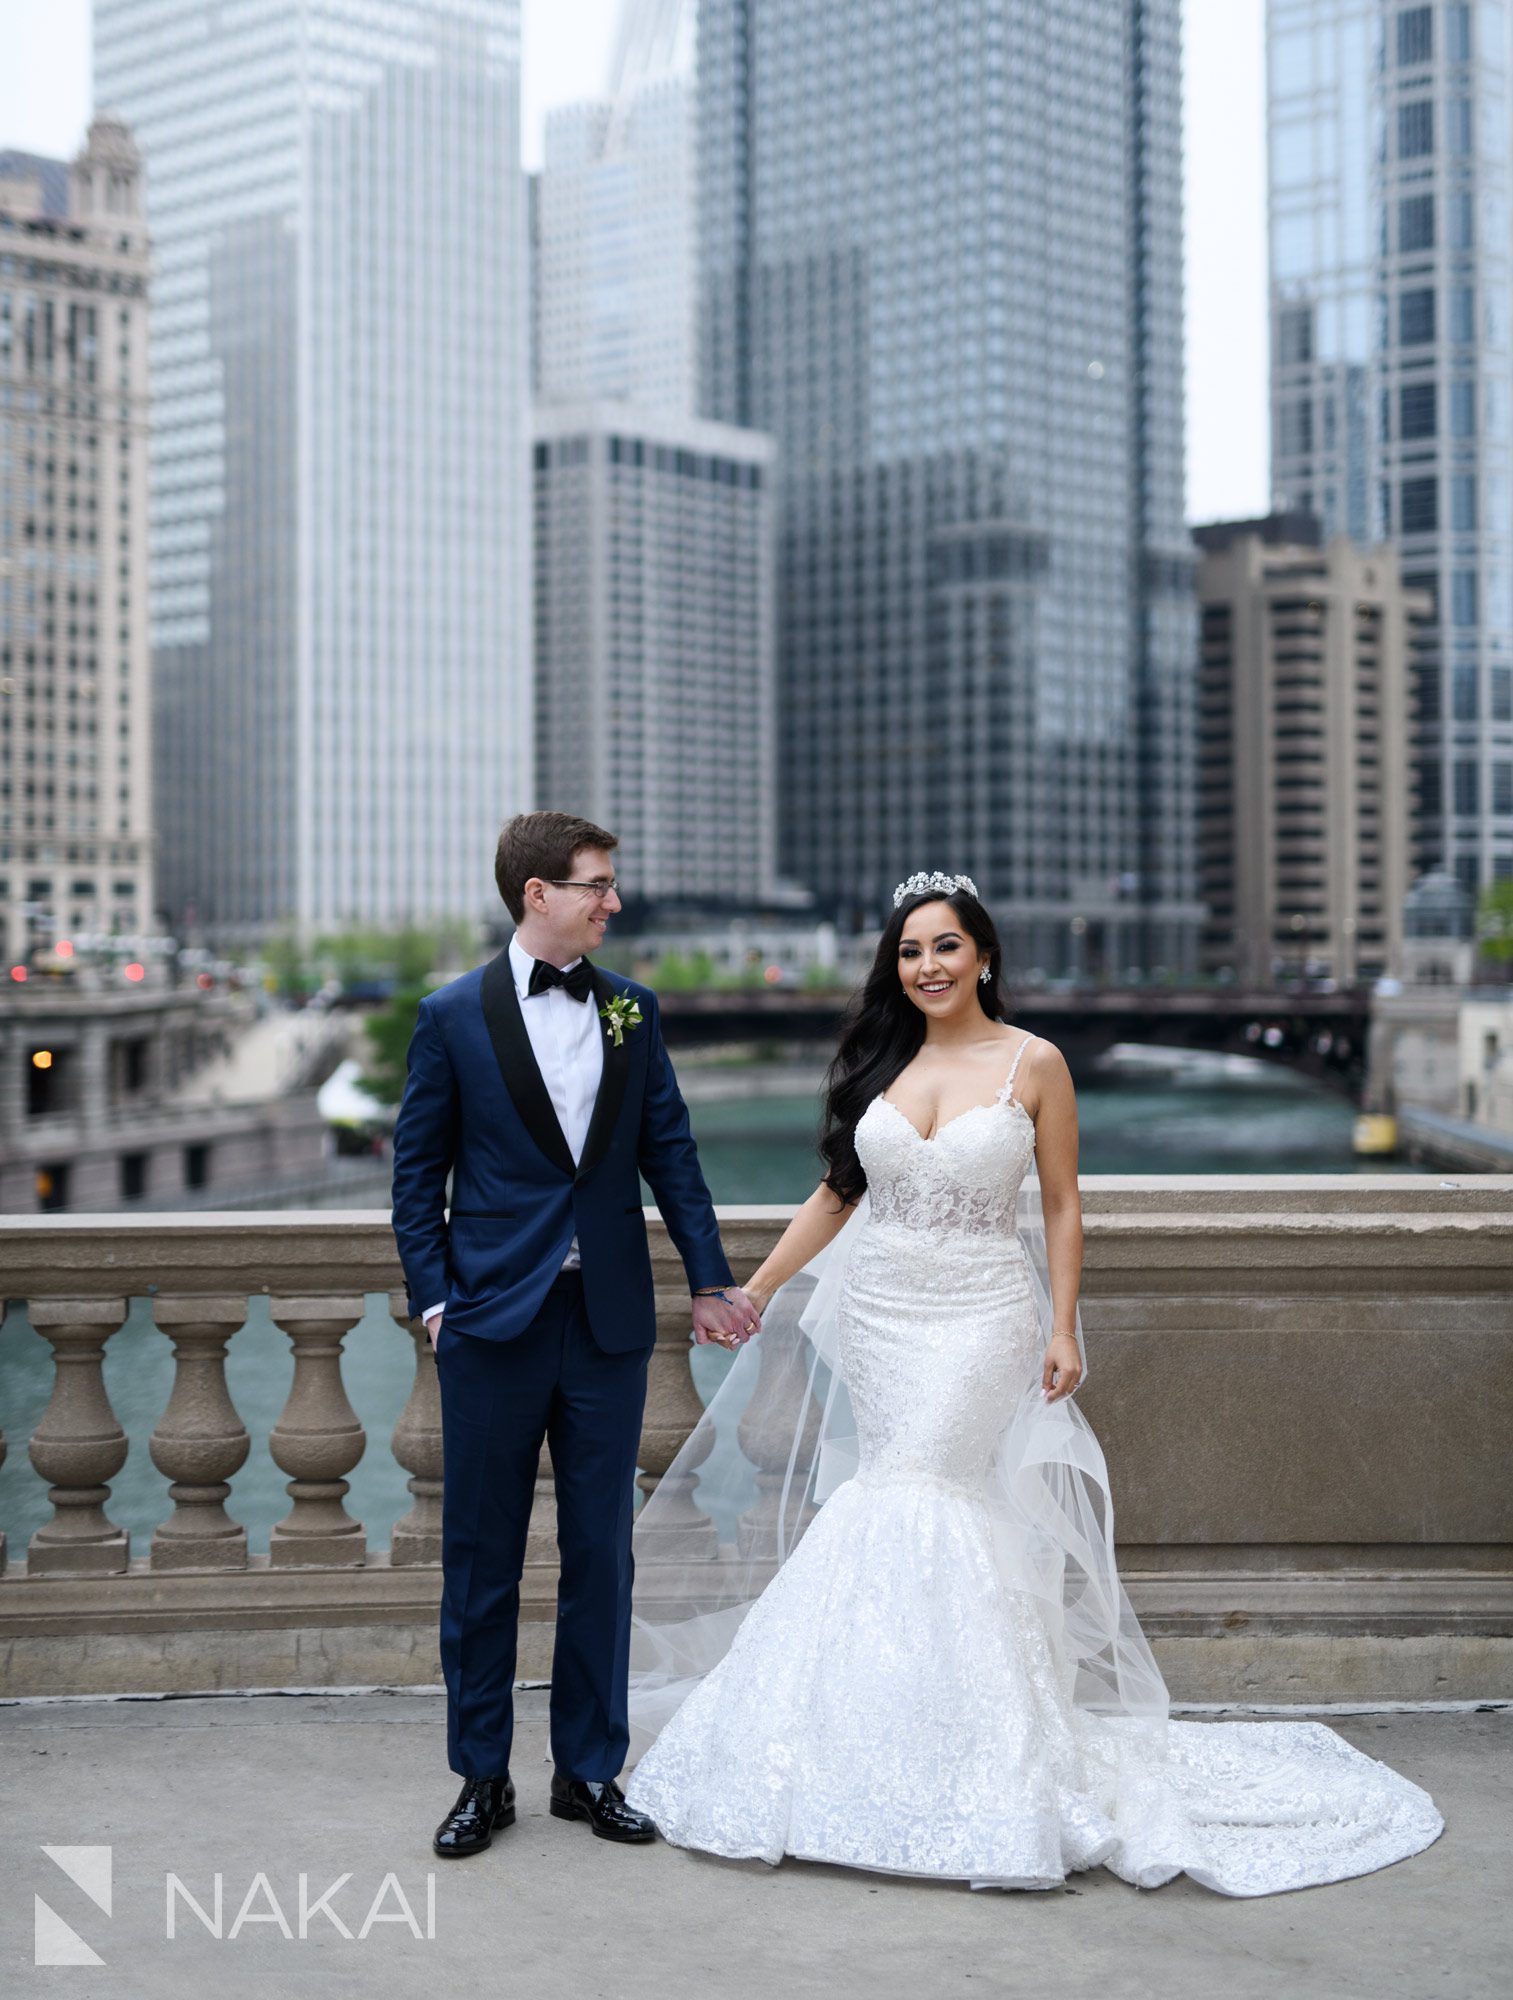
xmin=1 ymin=1688 xmax=1506 ymax=2000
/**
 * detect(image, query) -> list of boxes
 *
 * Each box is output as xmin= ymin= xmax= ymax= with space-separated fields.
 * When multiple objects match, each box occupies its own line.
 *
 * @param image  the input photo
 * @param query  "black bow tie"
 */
xmin=527 ymin=956 xmax=594 ymax=1003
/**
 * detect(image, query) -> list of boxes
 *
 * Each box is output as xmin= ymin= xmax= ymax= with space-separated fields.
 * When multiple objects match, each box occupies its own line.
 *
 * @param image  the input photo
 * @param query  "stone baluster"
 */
xmin=524 ymin=1445 xmax=560 ymax=1565
xmin=267 ymin=1296 xmax=367 ymax=1567
xmin=0 ymin=1405 xmax=7 ymax=1575
xmin=387 ymin=1293 xmax=443 ymax=1565
xmin=736 ymin=1311 xmax=823 ymax=1561
xmin=27 ymin=1298 xmax=131 ymax=1575
xmin=147 ymin=1296 xmax=251 ymax=1570
xmin=632 ymin=1284 xmax=720 ymax=1561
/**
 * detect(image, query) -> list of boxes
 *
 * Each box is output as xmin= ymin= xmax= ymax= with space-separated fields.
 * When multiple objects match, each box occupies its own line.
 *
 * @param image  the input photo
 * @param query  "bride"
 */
xmin=621 ymin=871 xmax=1444 ymax=1896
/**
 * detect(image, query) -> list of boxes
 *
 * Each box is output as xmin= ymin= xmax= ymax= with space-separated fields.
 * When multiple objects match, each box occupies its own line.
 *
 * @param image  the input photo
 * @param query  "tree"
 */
xmin=1477 ymin=879 xmax=1513 ymax=966
xmin=358 ymin=981 xmax=429 ymax=1110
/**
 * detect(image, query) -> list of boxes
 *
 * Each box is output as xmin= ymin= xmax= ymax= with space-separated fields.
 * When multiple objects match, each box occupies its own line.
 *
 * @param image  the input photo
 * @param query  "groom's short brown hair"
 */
xmin=495 ymin=811 xmax=619 ymax=922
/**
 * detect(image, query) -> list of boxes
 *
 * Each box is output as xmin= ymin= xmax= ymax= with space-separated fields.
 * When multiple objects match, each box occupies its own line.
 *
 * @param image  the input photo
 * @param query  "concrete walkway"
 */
xmin=1 ymin=1691 xmax=1506 ymax=2000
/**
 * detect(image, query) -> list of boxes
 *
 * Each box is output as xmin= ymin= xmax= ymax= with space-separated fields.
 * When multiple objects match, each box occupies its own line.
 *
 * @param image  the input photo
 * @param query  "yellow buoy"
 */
xmin=1352 ymin=1113 xmax=1399 ymax=1156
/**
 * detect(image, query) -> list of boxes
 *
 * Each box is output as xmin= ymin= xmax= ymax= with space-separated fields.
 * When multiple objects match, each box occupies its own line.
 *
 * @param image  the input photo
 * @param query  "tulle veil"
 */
xmin=626 ymin=1159 xmax=1171 ymax=1763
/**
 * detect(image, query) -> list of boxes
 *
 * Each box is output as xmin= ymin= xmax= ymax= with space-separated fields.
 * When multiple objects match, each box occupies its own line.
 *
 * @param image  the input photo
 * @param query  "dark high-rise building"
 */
xmin=697 ymin=0 xmax=1200 ymax=975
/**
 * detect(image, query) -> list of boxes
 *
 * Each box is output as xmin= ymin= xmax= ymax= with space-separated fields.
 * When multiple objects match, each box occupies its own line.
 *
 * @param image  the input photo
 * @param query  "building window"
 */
xmin=1400 ymin=475 xmax=1439 ymax=532
xmin=1452 ymin=569 xmax=1479 ymax=626
xmin=1278 ymin=398 xmax=1314 ymax=457
xmin=1397 ymin=100 xmax=1434 ymax=159
xmin=1454 ymin=759 xmax=1480 ymax=815
xmin=184 ymin=1141 xmax=210 ymax=1190
xmin=1451 ymin=379 xmax=1477 ymax=436
xmin=120 ymin=1151 xmax=147 ymax=1201
xmin=1397 ymin=6 xmax=1432 ymax=65
xmin=1451 ymin=475 xmax=1478 ymax=531
xmin=1494 ymin=761 xmax=1513 ymax=815
xmin=27 ymin=1045 xmax=73 ymax=1117
xmin=1399 ymin=193 xmax=1435 ymax=252
xmin=1399 ymin=288 xmax=1436 ymax=345
xmin=1277 ymin=306 xmax=1313 ymax=366
xmin=1400 ymin=380 xmax=1437 ymax=438
xmin=1453 ymin=662 xmax=1480 ymax=717
xmin=36 ymin=1162 xmax=70 ymax=1211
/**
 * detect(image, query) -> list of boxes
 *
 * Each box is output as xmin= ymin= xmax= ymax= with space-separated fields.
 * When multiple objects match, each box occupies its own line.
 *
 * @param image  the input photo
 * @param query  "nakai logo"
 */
xmin=35 ymin=1845 xmax=112 ymax=1967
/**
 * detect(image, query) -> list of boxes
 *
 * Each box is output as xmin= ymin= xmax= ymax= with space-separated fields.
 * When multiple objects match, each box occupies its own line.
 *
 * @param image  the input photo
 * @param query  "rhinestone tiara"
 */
xmin=892 ymin=870 xmax=981 ymax=908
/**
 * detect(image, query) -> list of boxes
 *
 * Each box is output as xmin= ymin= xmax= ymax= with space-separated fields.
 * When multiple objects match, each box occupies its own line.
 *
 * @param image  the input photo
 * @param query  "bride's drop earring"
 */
xmin=979 ymin=965 xmax=992 ymax=985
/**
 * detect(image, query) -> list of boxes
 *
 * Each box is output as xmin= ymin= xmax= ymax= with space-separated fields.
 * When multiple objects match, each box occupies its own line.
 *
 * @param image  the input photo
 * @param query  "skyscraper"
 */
xmin=0 ymin=118 xmax=154 ymax=964
xmin=533 ymin=403 xmax=775 ymax=905
xmin=94 ymin=0 xmax=531 ymax=944
xmin=1269 ymin=0 xmax=1513 ymax=898
xmin=697 ymin=0 xmax=1200 ymax=974
xmin=1194 ymin=512 xmax=1429 ymax=985
xmin=535 ymin=75 xmax=696 ymax=415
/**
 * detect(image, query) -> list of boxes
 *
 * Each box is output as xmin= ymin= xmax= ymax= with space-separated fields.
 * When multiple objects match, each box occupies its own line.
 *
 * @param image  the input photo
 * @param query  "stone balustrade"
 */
xmin=0 ymin=1180 xmax=1510 ymax=1704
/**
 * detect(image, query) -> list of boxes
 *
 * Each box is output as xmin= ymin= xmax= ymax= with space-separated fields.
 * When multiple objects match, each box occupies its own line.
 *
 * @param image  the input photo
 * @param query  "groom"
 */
xmin=390 ymin=811 xmax=763 ymax=1858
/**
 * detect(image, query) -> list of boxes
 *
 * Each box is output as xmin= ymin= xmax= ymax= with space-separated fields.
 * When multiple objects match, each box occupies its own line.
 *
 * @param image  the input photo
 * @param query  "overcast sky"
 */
xmin=0 ymin=0 xmax=1268 ymax=524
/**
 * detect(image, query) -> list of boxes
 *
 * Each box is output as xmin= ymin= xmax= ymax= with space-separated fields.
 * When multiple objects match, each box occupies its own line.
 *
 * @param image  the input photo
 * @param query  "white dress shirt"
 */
xmin=422 ymin=932 xmax=605 ymax=1326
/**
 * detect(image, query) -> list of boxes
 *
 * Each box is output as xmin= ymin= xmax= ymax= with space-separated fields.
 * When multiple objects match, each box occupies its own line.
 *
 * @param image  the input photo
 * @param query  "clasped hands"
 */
xmin=691 ymin=1284 xmax=766 ymax=1351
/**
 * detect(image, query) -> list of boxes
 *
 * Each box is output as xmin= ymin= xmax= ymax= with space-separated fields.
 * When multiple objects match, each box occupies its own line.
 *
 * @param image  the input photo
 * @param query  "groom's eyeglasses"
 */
xmin=548 ymin=877 xmax=619 ymax=901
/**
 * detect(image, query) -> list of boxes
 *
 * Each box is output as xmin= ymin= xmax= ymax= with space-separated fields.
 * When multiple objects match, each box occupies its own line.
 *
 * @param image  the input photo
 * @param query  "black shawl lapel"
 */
xmin=575 ymin=966 xmax=632 ymax=1183
xmin=478 ymin=949 xmax=577 ymax=1179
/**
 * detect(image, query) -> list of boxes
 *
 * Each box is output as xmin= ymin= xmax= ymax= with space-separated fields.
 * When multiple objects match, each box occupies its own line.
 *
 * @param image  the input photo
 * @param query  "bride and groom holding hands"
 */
xmin=390 ymin=810 xmax=1443 ymax=1898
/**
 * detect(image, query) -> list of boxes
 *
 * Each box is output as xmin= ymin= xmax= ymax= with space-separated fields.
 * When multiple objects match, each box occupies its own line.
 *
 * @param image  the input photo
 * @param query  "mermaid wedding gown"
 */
xmin=624 ymin=1036 xmax=1443 ymax=1895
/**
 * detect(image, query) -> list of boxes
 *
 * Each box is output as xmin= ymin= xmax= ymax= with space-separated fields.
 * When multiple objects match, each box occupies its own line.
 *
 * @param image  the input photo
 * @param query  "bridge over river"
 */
xmin=657 ymin=986 xmax=1372 ymax=1096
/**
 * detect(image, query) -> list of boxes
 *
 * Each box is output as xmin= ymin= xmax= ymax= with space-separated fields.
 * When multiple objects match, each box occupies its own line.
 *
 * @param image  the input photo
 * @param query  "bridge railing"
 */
xmin=0 ymin=1183 xmax=1509 ymax=1703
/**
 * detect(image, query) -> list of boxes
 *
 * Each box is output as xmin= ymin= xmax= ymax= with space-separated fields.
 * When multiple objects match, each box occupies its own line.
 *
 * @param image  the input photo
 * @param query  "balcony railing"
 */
xmin=1 ymin=1180 xmax=1510 ymax=1704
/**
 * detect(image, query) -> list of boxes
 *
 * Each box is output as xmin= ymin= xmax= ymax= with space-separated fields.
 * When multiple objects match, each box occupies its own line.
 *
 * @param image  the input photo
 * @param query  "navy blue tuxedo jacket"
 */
xmin=389 ymin=952 xmax=733 ymax=1353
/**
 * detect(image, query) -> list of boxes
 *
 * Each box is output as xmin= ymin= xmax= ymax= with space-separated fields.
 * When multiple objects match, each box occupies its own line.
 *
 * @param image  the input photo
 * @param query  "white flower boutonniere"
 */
xmin=598 ymin=992 xmax=644 ymax=1048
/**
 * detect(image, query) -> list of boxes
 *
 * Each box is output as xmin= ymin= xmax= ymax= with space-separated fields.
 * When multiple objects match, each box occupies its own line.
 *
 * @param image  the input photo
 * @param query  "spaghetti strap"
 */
xmin=1001 ymin=1032 xmax=1036 ymax=1105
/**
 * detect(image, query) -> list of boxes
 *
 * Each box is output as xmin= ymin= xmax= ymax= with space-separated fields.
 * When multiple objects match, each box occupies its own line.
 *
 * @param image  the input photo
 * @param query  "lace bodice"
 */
xmin=855 ymin=1033 xmax=1038 ymax=1239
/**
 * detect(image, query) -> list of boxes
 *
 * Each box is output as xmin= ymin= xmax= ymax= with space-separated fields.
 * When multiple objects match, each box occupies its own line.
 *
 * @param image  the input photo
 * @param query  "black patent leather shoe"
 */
xmin=548 ymin=1771 xmax=657 ymax=1843
xmin=432 ymin=1773 xmax=515 ymax=1858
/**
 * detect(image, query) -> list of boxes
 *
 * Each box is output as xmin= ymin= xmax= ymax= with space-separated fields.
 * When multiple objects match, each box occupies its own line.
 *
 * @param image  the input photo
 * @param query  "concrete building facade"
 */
xmin=1194 ymin=513 xmax=1431 ymax=985
xmin=0 ymin=117 xmax=154 ymax=967
xmin=532 ymin=402 xmax=776 ymax=907
xmin=94 ymin=0 xmax=532 ymax=946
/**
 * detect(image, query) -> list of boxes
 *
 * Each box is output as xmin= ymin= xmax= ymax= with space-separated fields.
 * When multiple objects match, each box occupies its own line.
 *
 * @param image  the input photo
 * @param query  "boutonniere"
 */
xmin=598 ymin=992 xmax=644 ymax=1048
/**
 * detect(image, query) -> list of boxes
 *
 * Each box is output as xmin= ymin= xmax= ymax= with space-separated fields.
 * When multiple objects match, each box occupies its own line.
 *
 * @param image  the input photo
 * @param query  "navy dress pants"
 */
xmin=435 ymin=1268 xmax=649 ymax=1781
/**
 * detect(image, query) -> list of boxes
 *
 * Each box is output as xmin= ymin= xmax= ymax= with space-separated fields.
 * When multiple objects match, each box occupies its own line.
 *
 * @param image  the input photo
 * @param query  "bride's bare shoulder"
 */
xmin=1002 ymin=1030 xmax=1071 ymax=1119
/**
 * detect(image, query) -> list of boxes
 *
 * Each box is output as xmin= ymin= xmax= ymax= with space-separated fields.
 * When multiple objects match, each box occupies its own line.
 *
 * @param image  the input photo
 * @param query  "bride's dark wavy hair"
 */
xmin=819 ymin=886 xmax=1007 ymax=1207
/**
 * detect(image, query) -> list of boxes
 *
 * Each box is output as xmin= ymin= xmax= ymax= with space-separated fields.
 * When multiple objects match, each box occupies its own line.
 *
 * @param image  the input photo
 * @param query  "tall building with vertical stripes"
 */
xmin=94 ymin=0 xmax=531 ymax=943
xmin=696 ymin=0 xmax=1200 ymax=974
xmin=1269 ymin=0 xmax=1513 ymax=898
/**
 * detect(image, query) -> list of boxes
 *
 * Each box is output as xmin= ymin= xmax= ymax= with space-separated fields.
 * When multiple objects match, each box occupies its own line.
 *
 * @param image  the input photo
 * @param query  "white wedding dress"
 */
xmin=624 ymin=1037 xmax=1444 ymax=1896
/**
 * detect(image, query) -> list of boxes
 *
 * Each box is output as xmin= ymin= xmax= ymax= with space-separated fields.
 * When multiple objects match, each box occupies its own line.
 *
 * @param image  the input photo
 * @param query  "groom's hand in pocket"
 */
xmin=424 ymin=1309 xmax=443 ymax=1354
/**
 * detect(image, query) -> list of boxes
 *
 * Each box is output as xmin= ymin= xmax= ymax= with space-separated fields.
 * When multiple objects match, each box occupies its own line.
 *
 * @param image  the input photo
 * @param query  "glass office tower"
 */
xmin=697 ymin=0 xmax=1200 ymax=974
xmin=94 ymin=1 xmax=531 ymax=942
xmin=1269 ymin=0 xmax=1513 ymax=895
xmin=536 ymin=76 xmax=696 ymax=416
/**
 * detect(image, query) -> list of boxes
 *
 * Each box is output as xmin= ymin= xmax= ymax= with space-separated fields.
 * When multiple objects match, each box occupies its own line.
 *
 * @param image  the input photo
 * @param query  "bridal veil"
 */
xmin=626 ymin=1164 xmax=1170 ymax=1760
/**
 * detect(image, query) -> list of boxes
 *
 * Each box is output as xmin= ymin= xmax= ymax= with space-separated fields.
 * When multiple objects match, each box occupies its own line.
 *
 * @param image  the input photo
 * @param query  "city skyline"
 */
xmin=0 ymin=0 xmax=1269 ymax=529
